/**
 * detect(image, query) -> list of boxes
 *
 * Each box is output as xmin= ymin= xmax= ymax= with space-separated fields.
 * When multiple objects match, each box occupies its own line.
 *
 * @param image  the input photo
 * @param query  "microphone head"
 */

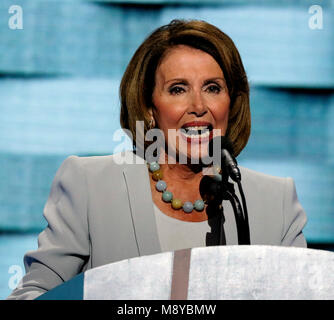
xmin=208 ymin=136 xmax=235 ymax=157
xmin=199 ymin=175 xmax=224 ymax=203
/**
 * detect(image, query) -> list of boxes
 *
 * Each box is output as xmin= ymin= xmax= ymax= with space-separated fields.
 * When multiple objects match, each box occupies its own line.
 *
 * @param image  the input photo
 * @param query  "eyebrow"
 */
xmin=165 ymin=77 xmax=226 ymax=84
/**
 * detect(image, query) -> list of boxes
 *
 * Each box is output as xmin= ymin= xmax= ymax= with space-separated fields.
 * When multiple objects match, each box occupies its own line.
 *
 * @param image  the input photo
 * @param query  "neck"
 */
xmin=158 ymin=151 xmax=205 ymax=183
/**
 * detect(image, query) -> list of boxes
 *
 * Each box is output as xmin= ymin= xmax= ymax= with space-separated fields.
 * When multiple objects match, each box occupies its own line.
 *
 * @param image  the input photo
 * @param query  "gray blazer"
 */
xmin=7 ymin=151 xmax=307 ymax=300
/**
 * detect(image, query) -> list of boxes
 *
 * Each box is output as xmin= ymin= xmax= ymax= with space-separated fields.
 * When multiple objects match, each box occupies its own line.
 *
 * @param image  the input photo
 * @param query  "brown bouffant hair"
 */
xmin=120 ymin=19 xmax=250 ymax=157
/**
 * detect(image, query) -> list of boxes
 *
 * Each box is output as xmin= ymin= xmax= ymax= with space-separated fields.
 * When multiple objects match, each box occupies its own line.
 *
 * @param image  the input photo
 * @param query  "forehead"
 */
xmin=156 ymin=45 xmax=223 ymax=79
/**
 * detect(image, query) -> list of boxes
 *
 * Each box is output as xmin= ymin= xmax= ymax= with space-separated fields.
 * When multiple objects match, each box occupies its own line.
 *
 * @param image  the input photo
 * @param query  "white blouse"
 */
xmin=153 ymin=203 xmax=221 ymax=252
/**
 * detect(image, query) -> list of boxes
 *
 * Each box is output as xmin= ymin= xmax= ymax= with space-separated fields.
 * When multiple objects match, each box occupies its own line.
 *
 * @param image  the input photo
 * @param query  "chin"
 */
xmin=175 ymin=146 xmax=211 ymax=166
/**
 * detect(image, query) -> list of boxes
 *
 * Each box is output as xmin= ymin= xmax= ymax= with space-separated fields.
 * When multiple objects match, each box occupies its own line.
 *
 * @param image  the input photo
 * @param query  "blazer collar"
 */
xmin=122 ymin=152 xmax=161 ymax=256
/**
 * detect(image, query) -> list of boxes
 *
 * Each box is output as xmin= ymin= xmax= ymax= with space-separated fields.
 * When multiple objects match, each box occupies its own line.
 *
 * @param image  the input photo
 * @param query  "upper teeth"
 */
xmin=181 ymin=126 xmax=211 ymax=137
xmin=185 ymin=126 xmax=209 ymax=130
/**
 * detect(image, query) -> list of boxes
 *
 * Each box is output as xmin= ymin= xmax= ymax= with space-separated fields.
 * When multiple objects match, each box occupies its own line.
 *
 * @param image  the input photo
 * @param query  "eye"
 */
xmin=169 ymin=86 xmax=185 ymax=95
xmin=206 ymin=84 xmax=221 ymax=94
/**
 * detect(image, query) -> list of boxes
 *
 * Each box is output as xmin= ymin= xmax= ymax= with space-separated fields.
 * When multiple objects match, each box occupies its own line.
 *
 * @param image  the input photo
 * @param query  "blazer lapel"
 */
xmin=122 ymin=160 xmax=161 ymax=257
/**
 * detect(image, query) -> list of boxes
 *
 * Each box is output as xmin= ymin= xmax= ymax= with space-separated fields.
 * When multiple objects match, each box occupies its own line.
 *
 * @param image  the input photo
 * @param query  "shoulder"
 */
xmin=239 ymin=165 xmax=292 ymax=196
xmin=61 ymin=150 xmax=146 ymax=173
xmin=238 ymin=165 xmax=298 ymax=215
xmin=240 ymin=166 xmax=287 ymax=184
xmin=56 ymin=151 xmax=149 ymax=194
xmin=237 ymin=166 xmax=306 ymax=246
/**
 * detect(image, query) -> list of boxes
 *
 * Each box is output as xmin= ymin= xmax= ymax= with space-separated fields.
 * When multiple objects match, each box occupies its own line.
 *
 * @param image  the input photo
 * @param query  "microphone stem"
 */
xmin=225 ymin=190 xmax=248 ymax=245
xmin=237 ymin=181 xmax=251 ymax=244
xmin=218 ymin=204 xmax=225 ymax=246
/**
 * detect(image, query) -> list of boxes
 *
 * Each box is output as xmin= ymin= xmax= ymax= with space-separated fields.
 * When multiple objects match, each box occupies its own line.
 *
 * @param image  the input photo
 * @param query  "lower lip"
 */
xmin=179 ymin=130 xmax=213 ymax=144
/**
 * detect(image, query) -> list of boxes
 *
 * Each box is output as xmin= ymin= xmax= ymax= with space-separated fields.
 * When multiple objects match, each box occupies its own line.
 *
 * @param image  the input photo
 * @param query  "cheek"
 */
xmin=211 ymin=100 xmax=230 ymax=126
xmin=154 ymin=101 xmax=185 ymax=129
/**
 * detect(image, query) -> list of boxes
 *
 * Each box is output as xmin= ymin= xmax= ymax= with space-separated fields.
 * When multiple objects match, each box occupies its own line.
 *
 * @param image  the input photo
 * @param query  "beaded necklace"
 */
xmin=149 ymin=161 xmax=221 ymax=214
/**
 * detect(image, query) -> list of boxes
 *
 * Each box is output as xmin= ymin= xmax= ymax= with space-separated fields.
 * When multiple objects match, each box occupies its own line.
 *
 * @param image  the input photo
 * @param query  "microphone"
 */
xmin=208 ymin=136 xmax=250 ymax=244
xmin=208 ymin=136 xmax=241 ymax=182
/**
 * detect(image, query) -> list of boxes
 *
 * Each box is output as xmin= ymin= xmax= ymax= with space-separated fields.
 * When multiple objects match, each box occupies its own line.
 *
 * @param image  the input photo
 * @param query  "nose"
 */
xmin=188 ymin=90 xmax=208 ymax=117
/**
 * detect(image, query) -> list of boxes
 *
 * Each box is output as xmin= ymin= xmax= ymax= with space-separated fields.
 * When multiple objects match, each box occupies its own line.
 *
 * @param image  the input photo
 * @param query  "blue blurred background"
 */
xmin=1 ymin=0 xmax=333 ymax=299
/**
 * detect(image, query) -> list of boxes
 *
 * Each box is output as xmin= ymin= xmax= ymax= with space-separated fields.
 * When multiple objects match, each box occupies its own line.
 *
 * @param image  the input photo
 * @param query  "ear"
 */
xmin=148 ymin=107 xmax=153 ymax=118
xmin=147 ymin=107 xmax=156 ymax=128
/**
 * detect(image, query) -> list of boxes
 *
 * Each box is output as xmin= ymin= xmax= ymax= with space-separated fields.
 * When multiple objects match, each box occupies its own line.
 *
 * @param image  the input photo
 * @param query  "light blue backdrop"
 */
xmin=1 ymin=0 xmax=334 ymax=299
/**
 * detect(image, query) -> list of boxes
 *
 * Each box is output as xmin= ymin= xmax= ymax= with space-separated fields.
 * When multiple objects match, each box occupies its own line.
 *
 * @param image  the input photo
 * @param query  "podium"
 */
xmin=37 ymin=245 xmax=334 ymax=300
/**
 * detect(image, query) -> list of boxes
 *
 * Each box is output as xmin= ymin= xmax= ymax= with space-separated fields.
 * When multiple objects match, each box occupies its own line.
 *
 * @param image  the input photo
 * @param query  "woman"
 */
xmin=7 ymin=19 xmax=307 ymax=300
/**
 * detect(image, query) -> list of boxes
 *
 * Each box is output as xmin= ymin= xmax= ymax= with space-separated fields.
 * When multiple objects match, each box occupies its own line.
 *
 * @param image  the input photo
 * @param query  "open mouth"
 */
xmin=179 ymin=122 xmax=214 ymax=142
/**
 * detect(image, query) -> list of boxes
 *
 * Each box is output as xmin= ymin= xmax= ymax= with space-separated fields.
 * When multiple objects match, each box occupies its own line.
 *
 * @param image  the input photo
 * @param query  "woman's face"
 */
xmin=151 ymin=45 xmax=230 ymax=164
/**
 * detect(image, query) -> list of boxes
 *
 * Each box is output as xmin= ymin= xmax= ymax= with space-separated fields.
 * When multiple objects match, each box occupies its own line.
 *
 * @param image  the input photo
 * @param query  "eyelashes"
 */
xmin=169 ymin=86 xmax=185 ymax=95
xmin=168 ymin=83 xmax=223 ymax=95
xmin=206 ymin=84 xmax=222 ymax=94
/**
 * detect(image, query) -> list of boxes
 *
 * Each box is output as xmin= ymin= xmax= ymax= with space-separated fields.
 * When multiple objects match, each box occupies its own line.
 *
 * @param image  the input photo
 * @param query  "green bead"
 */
xmin=149 ymin=162 xmax=160 ymax=172
xmin=194 ymin=199 xmax=205 ymax=211
xmin=213 ymin=174 xmax=222 ymax=182
xmin=162 ymin=191 xmax=173 ymax=202
xmin=156 ymin=180 xmax=167 ymax=192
